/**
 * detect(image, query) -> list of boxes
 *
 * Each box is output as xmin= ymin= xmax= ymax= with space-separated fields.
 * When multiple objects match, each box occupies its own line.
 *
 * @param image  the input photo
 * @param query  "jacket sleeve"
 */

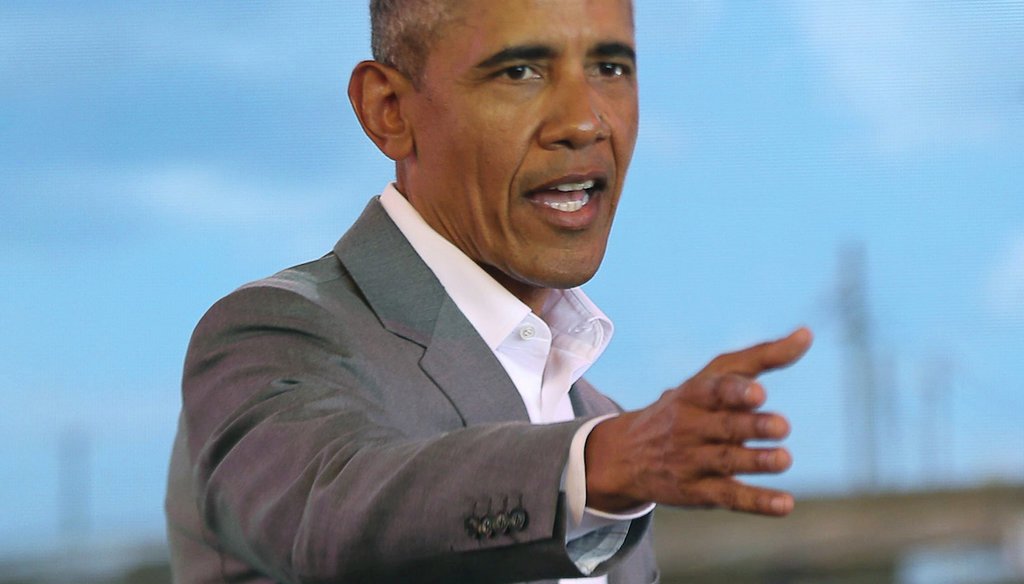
xmin=173 ymin=281 xmax=644 ymax=583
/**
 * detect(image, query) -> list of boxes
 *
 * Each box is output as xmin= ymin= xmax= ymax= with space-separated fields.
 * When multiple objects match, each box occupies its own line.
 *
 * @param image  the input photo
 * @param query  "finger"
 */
xmin=704 ymin=327 xmax=813 ymax=377
xmin=696 ymin=410 xmax=791 ymax=443
xmin=679 ymin=375 xmax=766 ymax=411
xmin=686 ymin=479 xmax=795 ymax=516
xmin=684 ymin=445 xmax=792 ymax=477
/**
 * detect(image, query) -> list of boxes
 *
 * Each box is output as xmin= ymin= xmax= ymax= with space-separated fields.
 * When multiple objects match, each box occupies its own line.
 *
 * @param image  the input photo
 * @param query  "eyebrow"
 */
xmin=591 ymin=42 xmax=637 ymax=65
xmin=473 ymin=41 xmax=637 ymax=71
xmin=474 ymin=45 xmax=556 ymax=70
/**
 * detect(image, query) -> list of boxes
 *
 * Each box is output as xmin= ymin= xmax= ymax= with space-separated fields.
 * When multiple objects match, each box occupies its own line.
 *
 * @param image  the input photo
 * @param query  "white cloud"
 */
xmin=0 ymin=3 xmax=367 ymax=91
xmin=792 ymin=0 xmax=1024 ymax=155
xmin=2 ymin=160 xmax=375 ymax=256
xmin=127 ymin=164 xmax=327 ymax=226
xmin=986 ymin=235 xmax=1024 ymax=318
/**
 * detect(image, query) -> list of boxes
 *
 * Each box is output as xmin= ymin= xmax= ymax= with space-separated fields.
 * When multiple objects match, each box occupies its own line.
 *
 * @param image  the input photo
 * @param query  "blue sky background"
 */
xmin=1 ymin=0 xmax=1022 ymax=560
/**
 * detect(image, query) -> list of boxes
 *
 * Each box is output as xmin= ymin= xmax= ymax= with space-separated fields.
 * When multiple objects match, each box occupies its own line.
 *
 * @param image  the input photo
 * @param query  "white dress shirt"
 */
xmin=379 ymin=184 xmax=651 ymax=582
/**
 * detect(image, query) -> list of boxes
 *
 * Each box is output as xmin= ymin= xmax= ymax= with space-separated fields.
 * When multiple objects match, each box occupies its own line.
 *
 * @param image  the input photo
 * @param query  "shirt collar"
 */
xmin=378 ymin=183 xmax=614 ymax=357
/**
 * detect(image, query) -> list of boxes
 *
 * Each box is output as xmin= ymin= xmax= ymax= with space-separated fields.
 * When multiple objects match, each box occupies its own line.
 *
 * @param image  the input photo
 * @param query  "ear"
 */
xmin=348 ymin=61 xmax=416 ymax=161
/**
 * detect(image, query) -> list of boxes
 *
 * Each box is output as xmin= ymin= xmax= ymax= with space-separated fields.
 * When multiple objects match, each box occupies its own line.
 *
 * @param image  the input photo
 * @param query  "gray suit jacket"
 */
xmin=165 ymin=198 xmax=657 ymax=583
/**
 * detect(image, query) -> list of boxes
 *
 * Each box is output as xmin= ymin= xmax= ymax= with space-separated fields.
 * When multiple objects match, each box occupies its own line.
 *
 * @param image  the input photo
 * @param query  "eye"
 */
xmin=501 ymin=64 xmax=542 ymax=81
xmin=596 ymin=62 xmax=631 ymax=78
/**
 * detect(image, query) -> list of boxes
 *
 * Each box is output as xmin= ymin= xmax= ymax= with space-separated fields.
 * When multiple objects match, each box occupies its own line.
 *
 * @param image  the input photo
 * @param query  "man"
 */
xmin=165 ymin=0 xmax=812 ymax=582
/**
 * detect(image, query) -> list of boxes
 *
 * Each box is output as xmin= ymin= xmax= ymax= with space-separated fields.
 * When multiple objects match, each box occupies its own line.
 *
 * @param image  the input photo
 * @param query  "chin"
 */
xmin=527 ymin=262 xmax=602 ymax=290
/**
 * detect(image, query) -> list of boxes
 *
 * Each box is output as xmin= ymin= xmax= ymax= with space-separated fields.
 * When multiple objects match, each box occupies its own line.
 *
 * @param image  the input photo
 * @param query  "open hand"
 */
xmin=585 ymin=327 xmax=813 ymax=516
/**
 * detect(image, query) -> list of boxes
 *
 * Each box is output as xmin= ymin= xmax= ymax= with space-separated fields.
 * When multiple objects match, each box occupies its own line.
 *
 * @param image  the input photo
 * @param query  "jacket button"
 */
xmin=478 ymin=515 xmax=495 ymax=538
xmin=509 ymin=508 xmax=528 ymax=531
xmin=493 ymin=512 xmax=509 ymax=534
xmin=465 ymin=516 xmax=481 ymax=538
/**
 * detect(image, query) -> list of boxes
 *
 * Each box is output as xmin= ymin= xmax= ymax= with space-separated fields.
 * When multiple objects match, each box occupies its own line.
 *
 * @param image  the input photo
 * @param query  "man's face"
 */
xmin=398 ymin=0 xmax=638 ymax=300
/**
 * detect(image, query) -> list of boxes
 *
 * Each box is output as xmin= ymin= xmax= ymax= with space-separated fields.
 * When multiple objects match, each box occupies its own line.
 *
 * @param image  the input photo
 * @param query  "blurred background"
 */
xmin=1 ymin=1 xmax=1022 ymax=582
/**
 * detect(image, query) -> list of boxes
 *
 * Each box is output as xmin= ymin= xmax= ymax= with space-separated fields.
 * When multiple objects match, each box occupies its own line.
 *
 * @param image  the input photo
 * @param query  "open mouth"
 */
xmin=528 ymin=177 xmax=606 ymax=213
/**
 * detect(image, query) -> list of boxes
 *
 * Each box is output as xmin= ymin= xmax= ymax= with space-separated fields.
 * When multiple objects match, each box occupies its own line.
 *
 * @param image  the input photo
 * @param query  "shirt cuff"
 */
xmin=563 ymin=415 xmax=655 ymax=575
xmin=566 ymin=522 xmax=632 ymax=576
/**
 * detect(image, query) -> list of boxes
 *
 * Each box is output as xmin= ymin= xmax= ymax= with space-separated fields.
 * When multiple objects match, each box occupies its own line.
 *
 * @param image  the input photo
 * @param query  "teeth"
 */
xmin=554 ymin=179 xmax=596 ymax=192
xmin=543 ymin=192 xmax=591 ymax=212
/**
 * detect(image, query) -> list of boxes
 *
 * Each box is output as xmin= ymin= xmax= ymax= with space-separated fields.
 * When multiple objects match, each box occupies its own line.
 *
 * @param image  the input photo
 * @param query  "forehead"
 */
xmin=436 ymin=0 xmax=635 ymax=62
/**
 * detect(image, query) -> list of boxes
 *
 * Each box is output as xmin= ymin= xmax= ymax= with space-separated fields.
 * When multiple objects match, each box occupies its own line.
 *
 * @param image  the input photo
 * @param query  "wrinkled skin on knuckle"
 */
xmin=671 ymin=443 xmax=703 ymax=480
xmin=657 ymin=443 xmax=708 ymax=505
xmin=702 ymin=375 xmax=731 ymax=409
xmin=713 ymin=411 xmax=742 ymax=443
xmin=717 ymin=374 xmax=748 ymax=407
xmin=712 ymin=444 xmax=735 ymax=476
xmin=712 ymin=482 xmax=739 ymax=510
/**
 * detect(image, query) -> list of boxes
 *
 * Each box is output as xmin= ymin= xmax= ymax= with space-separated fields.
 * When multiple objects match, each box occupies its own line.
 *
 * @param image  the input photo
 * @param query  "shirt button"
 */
xmin=518 ymin=325 xmax=536 ymax=340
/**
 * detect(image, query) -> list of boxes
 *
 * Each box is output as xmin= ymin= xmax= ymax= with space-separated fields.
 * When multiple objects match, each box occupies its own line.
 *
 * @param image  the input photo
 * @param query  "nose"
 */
xmin=538 ymin=75 xmax=611 ymax=150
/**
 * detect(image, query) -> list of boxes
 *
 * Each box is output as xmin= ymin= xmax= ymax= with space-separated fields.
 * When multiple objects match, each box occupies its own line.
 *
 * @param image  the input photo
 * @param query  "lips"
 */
xmin=522 ymin=173 xmax=608 ymax=231
xmin=526 ymin=175 xmax=607 ymax=214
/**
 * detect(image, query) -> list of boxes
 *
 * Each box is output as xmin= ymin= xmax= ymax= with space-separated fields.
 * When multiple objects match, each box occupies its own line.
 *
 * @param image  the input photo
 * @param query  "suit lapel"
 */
xmin=569 ymin=385 xmax=599 ymax=418
xmin=570 ymin=378 xmax=620 ymax=418
xmin=419 ymin=297 xmax=532 ymax=424
xmin=334 ymin=198 xmax=530 ymax=425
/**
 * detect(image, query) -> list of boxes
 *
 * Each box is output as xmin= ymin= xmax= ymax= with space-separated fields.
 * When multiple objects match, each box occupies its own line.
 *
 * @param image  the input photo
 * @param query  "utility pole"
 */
xmin=837 ymin=244 xmax=881 ymax=491
xmin=876 ymin=353 xmax=898 ymax=487
xmin=919 ymin=355 xmax=954 ymax=485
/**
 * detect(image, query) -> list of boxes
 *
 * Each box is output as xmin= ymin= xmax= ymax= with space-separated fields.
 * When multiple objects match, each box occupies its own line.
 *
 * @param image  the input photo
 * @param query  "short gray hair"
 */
xmin=370 ymin=0 xmax=459 ymax=82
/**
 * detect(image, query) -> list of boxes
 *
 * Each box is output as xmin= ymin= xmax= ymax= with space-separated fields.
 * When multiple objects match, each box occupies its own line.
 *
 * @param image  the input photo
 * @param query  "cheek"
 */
xmin=613 ymin=111 xmax=640 ymax=171
xmin=466 ymin=121 xmax=536 ymax=196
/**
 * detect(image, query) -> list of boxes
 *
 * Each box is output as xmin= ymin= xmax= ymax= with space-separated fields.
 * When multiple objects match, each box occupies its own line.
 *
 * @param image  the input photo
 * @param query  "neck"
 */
xmin=482 ymin=265 xmax=553 ymax=316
